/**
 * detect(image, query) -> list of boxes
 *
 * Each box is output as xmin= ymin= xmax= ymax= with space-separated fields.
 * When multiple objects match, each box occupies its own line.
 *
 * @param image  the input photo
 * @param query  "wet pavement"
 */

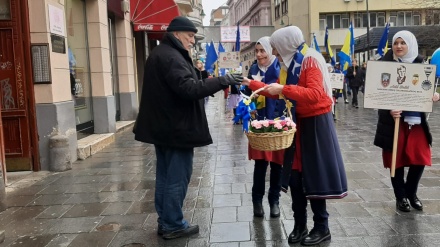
xmin=2 ymin=92 xmax=440 ymax=247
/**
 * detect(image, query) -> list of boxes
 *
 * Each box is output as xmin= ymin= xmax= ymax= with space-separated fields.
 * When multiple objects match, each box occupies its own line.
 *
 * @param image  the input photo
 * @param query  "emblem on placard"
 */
xmin=381 ymin=73 xmax=391 ymax=87
xmin=397 ymin=65 xmax=407 ymax=84
xmin=421 ymin=66 xmax=434 ymax=91
xmin=412 ymin=74 xmax=419 ymax=86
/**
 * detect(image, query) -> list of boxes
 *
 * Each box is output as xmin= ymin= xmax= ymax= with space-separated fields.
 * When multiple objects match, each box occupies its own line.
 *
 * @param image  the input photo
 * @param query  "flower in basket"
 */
xmin=249 ymin=118 xmax=296 ymax=133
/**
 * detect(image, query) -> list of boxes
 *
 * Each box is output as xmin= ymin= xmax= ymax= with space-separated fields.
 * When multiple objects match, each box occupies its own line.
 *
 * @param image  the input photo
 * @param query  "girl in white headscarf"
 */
xmin=374 ymin=30 xmax=440 ymax=213
xmin=242 ymin=26 xmax=347 ymax=246
xmin=245 ymin=36 xmax=284 ymax=219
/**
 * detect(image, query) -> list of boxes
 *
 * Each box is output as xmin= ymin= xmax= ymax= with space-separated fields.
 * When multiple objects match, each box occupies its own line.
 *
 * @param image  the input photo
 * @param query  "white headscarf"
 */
xmin=270 ymin=26 xmax=304 ymax=68
xmin=270 ymin=26 xmax=333 ymax=101
xmin=392 ymin=30 xmax=419 ymax=63
xmin=255 ymin=36 xmax=276 ymax=72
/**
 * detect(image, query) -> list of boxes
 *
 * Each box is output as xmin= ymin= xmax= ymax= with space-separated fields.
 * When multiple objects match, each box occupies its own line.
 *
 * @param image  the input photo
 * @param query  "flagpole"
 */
xmin=366 ymin=0 xmax=370 ymax=60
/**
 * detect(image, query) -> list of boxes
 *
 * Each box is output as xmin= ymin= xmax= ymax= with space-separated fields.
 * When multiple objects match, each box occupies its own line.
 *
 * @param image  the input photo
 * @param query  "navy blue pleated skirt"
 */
xmin=300 ymin=112 xmax=348 ymax=199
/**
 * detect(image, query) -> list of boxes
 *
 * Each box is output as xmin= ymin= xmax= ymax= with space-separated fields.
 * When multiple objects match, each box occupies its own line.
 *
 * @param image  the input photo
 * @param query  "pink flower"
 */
xmin=268 ymin=120 xmax=275 ymax=125
xmin=283 ymin=127 xmax=289 ymax=131
xmin=280 ymin=120 xmax=286 ymax=126
xmin=274 ymin=122 xmax=283 ymax=129
xmin=262 ymin=120 xmax=270 ymax=127
xmin=251 ymin=120 xmax=263 ymax=129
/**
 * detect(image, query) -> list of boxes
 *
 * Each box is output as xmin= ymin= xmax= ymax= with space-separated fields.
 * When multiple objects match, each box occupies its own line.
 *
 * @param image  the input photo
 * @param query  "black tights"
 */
xmin=391 ymin=165 xmax=425 ymax=200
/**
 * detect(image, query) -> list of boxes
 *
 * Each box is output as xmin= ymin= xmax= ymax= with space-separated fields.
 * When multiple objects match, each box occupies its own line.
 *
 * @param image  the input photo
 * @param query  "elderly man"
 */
xmin=134 ymin=16 xmax=245 ymax=240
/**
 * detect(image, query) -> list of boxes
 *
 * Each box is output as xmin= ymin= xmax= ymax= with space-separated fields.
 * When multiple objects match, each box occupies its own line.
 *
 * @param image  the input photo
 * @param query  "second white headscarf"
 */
xmin=255 ymin=36 xmax=277 ymax=72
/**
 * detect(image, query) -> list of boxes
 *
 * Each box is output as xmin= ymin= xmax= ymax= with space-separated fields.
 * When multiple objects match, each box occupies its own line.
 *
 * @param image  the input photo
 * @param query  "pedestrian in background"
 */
xmin=333 ymin=62 xmax=349 ymax=104
xmin=374 ymin=30 xmax=440 ymax=213
xmin=133 ymin=16 xmax=246 ymax=240
xmin=346 ymin=59 xmax=365 ymax=108
xmin=242 ymin=26 xmax=347 ymax=246
xmin=246 ymin=37 xmax=283 ymax=218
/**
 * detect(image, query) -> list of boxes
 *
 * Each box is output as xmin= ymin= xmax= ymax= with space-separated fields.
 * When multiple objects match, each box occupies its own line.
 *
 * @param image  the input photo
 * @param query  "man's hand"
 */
xmin=225 ymin=74 xmax=243 ymax=85
xmin=241 ymin=77 xmax=250 ymax=86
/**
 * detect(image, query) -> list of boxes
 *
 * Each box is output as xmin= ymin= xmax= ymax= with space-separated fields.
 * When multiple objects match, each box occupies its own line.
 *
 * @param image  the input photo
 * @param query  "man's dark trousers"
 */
xmin=155 ymin=145 xmax=194 ymax=232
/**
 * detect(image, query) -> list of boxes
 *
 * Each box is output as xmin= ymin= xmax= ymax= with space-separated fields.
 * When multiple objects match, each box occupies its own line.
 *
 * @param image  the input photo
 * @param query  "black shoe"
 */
xmin=253 ymin=202 xmax=264 ymax=217
xmin=270 ymin=204 xmax=280 ymax=218
xmin=408 ymin=196 xmax=423 ymax=210
xmin=396 ymin=198 xmax=411 ymax=212
xmin=157 ymin=224 xmax=164 ymax=235
xmin=344 ymin=100 xmax=349 ymax=104
xmin=301 ymin=228 xmax=331 ymax=246
xmin=355 ymin=105 xmax=359 ymax=108
xmin=288 ymin=224 xmax=308 ymax=244
xmin=162 ymin=224 xmax=199 ymax=240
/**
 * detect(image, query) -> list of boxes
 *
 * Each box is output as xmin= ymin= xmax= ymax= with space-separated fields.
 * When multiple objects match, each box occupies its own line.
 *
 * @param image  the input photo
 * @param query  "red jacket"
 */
xmin=249 ymin=58 xmax=332 ymax=118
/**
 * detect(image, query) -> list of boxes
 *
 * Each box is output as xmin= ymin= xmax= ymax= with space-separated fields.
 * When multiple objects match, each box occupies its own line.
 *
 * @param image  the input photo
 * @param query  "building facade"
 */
xmin=231 ymin=0 xmax=272 ymax=75
xmin=0 ymin=0 xmax=201 ymax=180
xmin=271 ymin=0 xmax=440 ymax=63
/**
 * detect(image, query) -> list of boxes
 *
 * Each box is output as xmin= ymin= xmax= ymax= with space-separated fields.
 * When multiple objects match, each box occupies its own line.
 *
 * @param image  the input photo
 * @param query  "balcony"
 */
xmin=175 ymin=0 xmax=193 ymax=14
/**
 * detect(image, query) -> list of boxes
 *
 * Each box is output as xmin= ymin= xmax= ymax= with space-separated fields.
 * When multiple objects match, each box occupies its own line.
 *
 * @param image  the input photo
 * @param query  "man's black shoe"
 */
xmin=288 ymin=224 xmax=308 ymax=244
xmin=270 ymin=204 xmax=280 ymax=218
xmin=396 ymin=198 xmax=411 ymax=212
xmin=157 ymin=224 xmax=164 ymax=235
xmin=253 ymin=202 xmax=264 ymax=217
xmin=301 ymin=228 xmax=331 ymax=246
xmin=408 ymin=196 xmax=423 ymax=210
xmin=162 ymin=225 xmax=199 ymax=240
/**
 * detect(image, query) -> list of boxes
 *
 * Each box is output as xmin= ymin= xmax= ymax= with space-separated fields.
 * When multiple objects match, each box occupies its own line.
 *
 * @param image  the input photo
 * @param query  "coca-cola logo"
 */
xmin=161 ymin=25 xmax=168 ymax=30
xmin=137 ymin=24 xmax=154 ymax=30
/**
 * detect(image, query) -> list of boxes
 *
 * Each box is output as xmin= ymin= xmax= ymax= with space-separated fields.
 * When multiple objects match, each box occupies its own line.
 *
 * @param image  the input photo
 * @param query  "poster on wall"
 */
xmin=220 ymin=26 xmax=250 ymax=42
xmin=218 ymin=52 xmax=240 ymax=68
xmin=48 ymin=4 xmax=66 ymax=37
xmin=364 ymin=61 xmax=436 ymax=112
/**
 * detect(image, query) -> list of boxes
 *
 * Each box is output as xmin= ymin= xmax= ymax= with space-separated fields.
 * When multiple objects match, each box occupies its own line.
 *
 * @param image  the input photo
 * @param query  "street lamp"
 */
xmin=200 ymin=9 xmax=206 ymax=18
xmin=280 ymin=15 xmax=290 ymax=26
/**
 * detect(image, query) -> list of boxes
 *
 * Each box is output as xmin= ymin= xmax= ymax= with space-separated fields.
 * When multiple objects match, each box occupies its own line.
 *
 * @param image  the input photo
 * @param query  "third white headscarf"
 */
xmin=255 ymin=36 xmax=276 ymax=72
xmin=269 ymin=26 xmax=305 ymax=68
xmin=392 ymin=30 xmax=418 ymax=63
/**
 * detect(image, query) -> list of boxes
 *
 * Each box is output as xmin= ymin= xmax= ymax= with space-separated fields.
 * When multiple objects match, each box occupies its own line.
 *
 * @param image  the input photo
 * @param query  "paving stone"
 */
xmin=213 ymin=194 xmax=241 ymax=207
xmin=95 ymin=214 xmax=147 ymax=231
xmin=62 ymin=203 xmax=110 ymax=218
xmin=37 ymin=205 xmax=74 ymax=219
xmin=45 ymin=234 xmax=78 ymax=247
xmin=210 ymin=222 xmax=250 ymax=243
xmin=213 ymin=207 xmax=237 ymax=223
xmin=337 ymin=217 xmax=369 ymax=237
xmin=8 ymin=234 xmax=56 ymax=247
xmin=45 ymin=217 xmax=103 ymax=234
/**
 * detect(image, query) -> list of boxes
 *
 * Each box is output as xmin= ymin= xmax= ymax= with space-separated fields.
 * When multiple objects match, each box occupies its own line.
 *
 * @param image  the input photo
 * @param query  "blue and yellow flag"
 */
xmin=324 ymin=26 xmax=336 ymax=66
xmin=313 ymin=34 xmax=321 ymax=53
xmin=338 ymin=22 xmax=354 ymax=73
xmin=377 ymin=22 xmax=390 ymax=58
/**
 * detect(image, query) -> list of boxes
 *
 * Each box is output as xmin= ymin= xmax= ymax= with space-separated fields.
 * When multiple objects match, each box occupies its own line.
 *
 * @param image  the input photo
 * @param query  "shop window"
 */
xmin=426 ymin=10 xmax=440 ymax=25
xmin=281 ymin=0 xmax=288 ymax=15
xmin=0 ymin=0 xmax=11 ymax=20
xmin=65 ymin=0 xmax=94 ymax=132
xmin=274 ymin=0 xmax=280 ymax=20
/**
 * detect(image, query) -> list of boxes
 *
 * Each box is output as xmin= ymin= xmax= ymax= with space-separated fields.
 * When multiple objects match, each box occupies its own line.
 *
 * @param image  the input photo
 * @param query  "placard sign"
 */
xmin=48 ymin=4 xmax=65 ymax=37
xmin=329 ymin=73 xmax=344 ymax=89
xmin=218 ymin=52 xmax=240 ymax=68
xmin=31 ymin=44 xmax=51 ymax=84
xmin=220 ymin=26 xmax=250 ymax=42
xmin=364 ymin=61 xmax=436 ymax=112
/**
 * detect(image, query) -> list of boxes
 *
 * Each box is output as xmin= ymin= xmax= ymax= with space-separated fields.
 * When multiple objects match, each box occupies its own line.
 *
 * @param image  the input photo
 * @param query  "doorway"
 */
xmin=108 ymin=15 xmax=120 ymax=121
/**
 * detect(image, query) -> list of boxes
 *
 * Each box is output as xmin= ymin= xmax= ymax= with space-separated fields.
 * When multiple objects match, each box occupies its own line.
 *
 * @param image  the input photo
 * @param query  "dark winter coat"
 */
xmin=134 ymin=33 xmax=231 ymax=148
xmin=346 ymin=65 xmax=365 ymax=87
xmin=373 ymin=50 xmax=432 ymax=151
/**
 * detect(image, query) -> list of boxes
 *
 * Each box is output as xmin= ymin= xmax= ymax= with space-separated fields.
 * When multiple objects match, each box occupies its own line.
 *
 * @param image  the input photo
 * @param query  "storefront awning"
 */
xmin=130 ymin=0 xmax=180 ymax=32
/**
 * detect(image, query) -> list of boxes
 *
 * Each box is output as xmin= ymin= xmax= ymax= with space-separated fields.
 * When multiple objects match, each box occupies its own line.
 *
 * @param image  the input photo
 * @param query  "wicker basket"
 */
xmin=245 ymin=87 xmax=296 ymax=151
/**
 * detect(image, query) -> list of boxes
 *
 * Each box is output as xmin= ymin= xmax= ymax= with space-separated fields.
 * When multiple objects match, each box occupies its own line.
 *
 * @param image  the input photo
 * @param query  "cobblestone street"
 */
xmin=1 ymin=92 xmax=440 ymax=247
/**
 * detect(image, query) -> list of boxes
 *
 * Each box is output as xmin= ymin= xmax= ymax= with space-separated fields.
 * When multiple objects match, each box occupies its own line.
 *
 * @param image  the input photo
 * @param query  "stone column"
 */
xmin=86 ymin=0 xmax=116 ymax=133
xmin=115 ymin=14 xmax=138 ymax=120
xmin=29 ymin=0 xmax=77 ymax=170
